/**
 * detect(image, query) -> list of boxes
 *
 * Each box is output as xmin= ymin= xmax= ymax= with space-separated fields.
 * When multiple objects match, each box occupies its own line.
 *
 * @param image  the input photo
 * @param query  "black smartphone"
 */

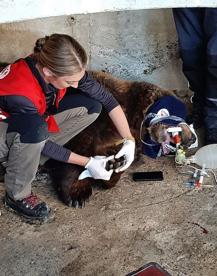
xmin=132 ymin=171 xmax=163 ymax=181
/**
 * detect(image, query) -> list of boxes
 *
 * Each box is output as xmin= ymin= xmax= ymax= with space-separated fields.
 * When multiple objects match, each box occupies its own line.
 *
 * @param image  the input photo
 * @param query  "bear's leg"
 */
xmin=94 ymin=172 xmax=122 ymax=190
xmin=42 ymin=160 xmax=93 ymax=208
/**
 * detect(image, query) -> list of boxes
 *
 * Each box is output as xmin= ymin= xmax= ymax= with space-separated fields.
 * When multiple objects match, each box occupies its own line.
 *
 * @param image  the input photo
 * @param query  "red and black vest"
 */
xmin=0 ymin=59 xmax=67 ymax=132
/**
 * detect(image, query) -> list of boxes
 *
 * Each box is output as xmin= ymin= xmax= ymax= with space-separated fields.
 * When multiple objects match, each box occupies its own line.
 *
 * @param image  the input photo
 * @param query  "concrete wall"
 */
xmin=0 ymin=0 xmax=217 ymax=24
xmin=0 ymin=9 xmax=187 ymax=90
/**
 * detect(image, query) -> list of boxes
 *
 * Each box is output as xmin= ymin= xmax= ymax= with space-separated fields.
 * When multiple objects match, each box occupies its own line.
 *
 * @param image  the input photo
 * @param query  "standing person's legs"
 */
xmin=40 ymin=92 xmax=102 ymax=164
xmin=203 ymin=8 xmax=217 ymax=143
xmin=173 ymin=8 xmax=206 ymax=127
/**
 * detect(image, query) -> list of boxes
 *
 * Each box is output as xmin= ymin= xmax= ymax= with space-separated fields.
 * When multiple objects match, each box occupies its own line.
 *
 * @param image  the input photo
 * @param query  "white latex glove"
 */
xmin=115 ymin=139 xmax=135 ymax=172
xmin=85 ymin=155 xmax=114 ymax=180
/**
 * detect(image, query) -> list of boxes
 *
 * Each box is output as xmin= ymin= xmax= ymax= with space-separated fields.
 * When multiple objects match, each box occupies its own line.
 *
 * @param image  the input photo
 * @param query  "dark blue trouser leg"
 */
xmin=173 ymin=8 xmax=206 ymax=104
xmin=173 ymin=8 xmax=217 ymax=142
xmin=203 ymin=8 xmax=217 ymax=142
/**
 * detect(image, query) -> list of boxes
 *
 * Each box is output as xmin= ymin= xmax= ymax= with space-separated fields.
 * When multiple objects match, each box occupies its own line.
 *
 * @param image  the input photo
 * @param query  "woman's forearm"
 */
xmin=108 ymin=105 xmax=134 ymax=139
xmin=67 ymin=152 xmax=90 ymax=166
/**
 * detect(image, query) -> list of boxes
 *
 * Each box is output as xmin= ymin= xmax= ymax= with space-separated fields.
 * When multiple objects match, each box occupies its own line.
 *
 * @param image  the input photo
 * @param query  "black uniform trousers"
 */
xmin=173 ymin=8 xmax=217 ymax=143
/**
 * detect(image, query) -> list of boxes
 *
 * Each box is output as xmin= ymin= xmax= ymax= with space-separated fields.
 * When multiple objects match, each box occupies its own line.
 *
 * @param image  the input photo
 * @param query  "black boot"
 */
xmin=5 ymin=192 xmax=54 ymax=223
xmin=0 ymin=163 xmax=6 ymax=182
xmin=186 ymin=96 xmax=204 ymax=129
xmin=205 ymin=128 xmax=217 ymax=145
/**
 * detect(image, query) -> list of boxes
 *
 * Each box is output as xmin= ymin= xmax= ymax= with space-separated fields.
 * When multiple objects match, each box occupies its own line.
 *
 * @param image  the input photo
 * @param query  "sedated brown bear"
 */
xmin=42 ymin=71 xmax=195 ymax=208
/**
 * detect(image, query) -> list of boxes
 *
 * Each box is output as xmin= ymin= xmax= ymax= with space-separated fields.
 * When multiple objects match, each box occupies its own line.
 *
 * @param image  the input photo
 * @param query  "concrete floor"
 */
xmin=0 ymin=153 xmax=217 ymax=276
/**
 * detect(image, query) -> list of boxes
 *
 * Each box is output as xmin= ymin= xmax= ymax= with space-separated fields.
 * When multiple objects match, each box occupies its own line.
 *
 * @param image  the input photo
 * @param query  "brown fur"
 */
xmin=42 ymin=71 xmax=175 ymax=207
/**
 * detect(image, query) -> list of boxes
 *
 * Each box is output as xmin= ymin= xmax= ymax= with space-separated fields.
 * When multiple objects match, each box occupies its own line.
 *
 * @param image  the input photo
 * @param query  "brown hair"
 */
xmin=33 ymin=33 xmax=88 ymax=76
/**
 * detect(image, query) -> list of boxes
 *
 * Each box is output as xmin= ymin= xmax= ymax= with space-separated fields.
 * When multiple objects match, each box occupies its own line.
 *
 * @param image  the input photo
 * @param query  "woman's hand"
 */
xmin=115 ymin=138 xmax=135 ymax=172
xmin=85 ymin=155 xmax=114 ymax=180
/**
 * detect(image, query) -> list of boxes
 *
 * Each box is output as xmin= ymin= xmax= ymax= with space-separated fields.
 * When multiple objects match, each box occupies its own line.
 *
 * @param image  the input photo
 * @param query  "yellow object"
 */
xmin=115 ymin=136 xmax=135 ymax=146
xmin=175 ymin=148 xmax=186 ymax=164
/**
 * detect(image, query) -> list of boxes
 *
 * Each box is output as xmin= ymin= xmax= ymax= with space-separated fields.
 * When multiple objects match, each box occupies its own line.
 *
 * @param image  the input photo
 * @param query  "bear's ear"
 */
xmin=179 ymin=123 xmax=193 ymax=146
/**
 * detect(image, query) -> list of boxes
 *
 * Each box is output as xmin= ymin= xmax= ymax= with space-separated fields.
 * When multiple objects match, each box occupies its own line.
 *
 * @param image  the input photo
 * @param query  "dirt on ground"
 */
xmin=1 ymin=149 xmax=217 ymax=276
xmin=1 ymin=90 xmax=217 ymax=276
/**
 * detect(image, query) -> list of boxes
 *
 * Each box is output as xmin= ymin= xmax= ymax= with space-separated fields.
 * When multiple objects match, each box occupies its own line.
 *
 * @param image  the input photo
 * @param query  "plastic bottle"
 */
xmin=188 ymin=144 xmax=217 ymax=169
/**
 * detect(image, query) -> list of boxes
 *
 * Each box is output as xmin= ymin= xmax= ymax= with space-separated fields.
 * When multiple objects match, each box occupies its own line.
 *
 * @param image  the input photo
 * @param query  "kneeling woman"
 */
xmin=0 ymin=34 xmax=135 ymax=222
